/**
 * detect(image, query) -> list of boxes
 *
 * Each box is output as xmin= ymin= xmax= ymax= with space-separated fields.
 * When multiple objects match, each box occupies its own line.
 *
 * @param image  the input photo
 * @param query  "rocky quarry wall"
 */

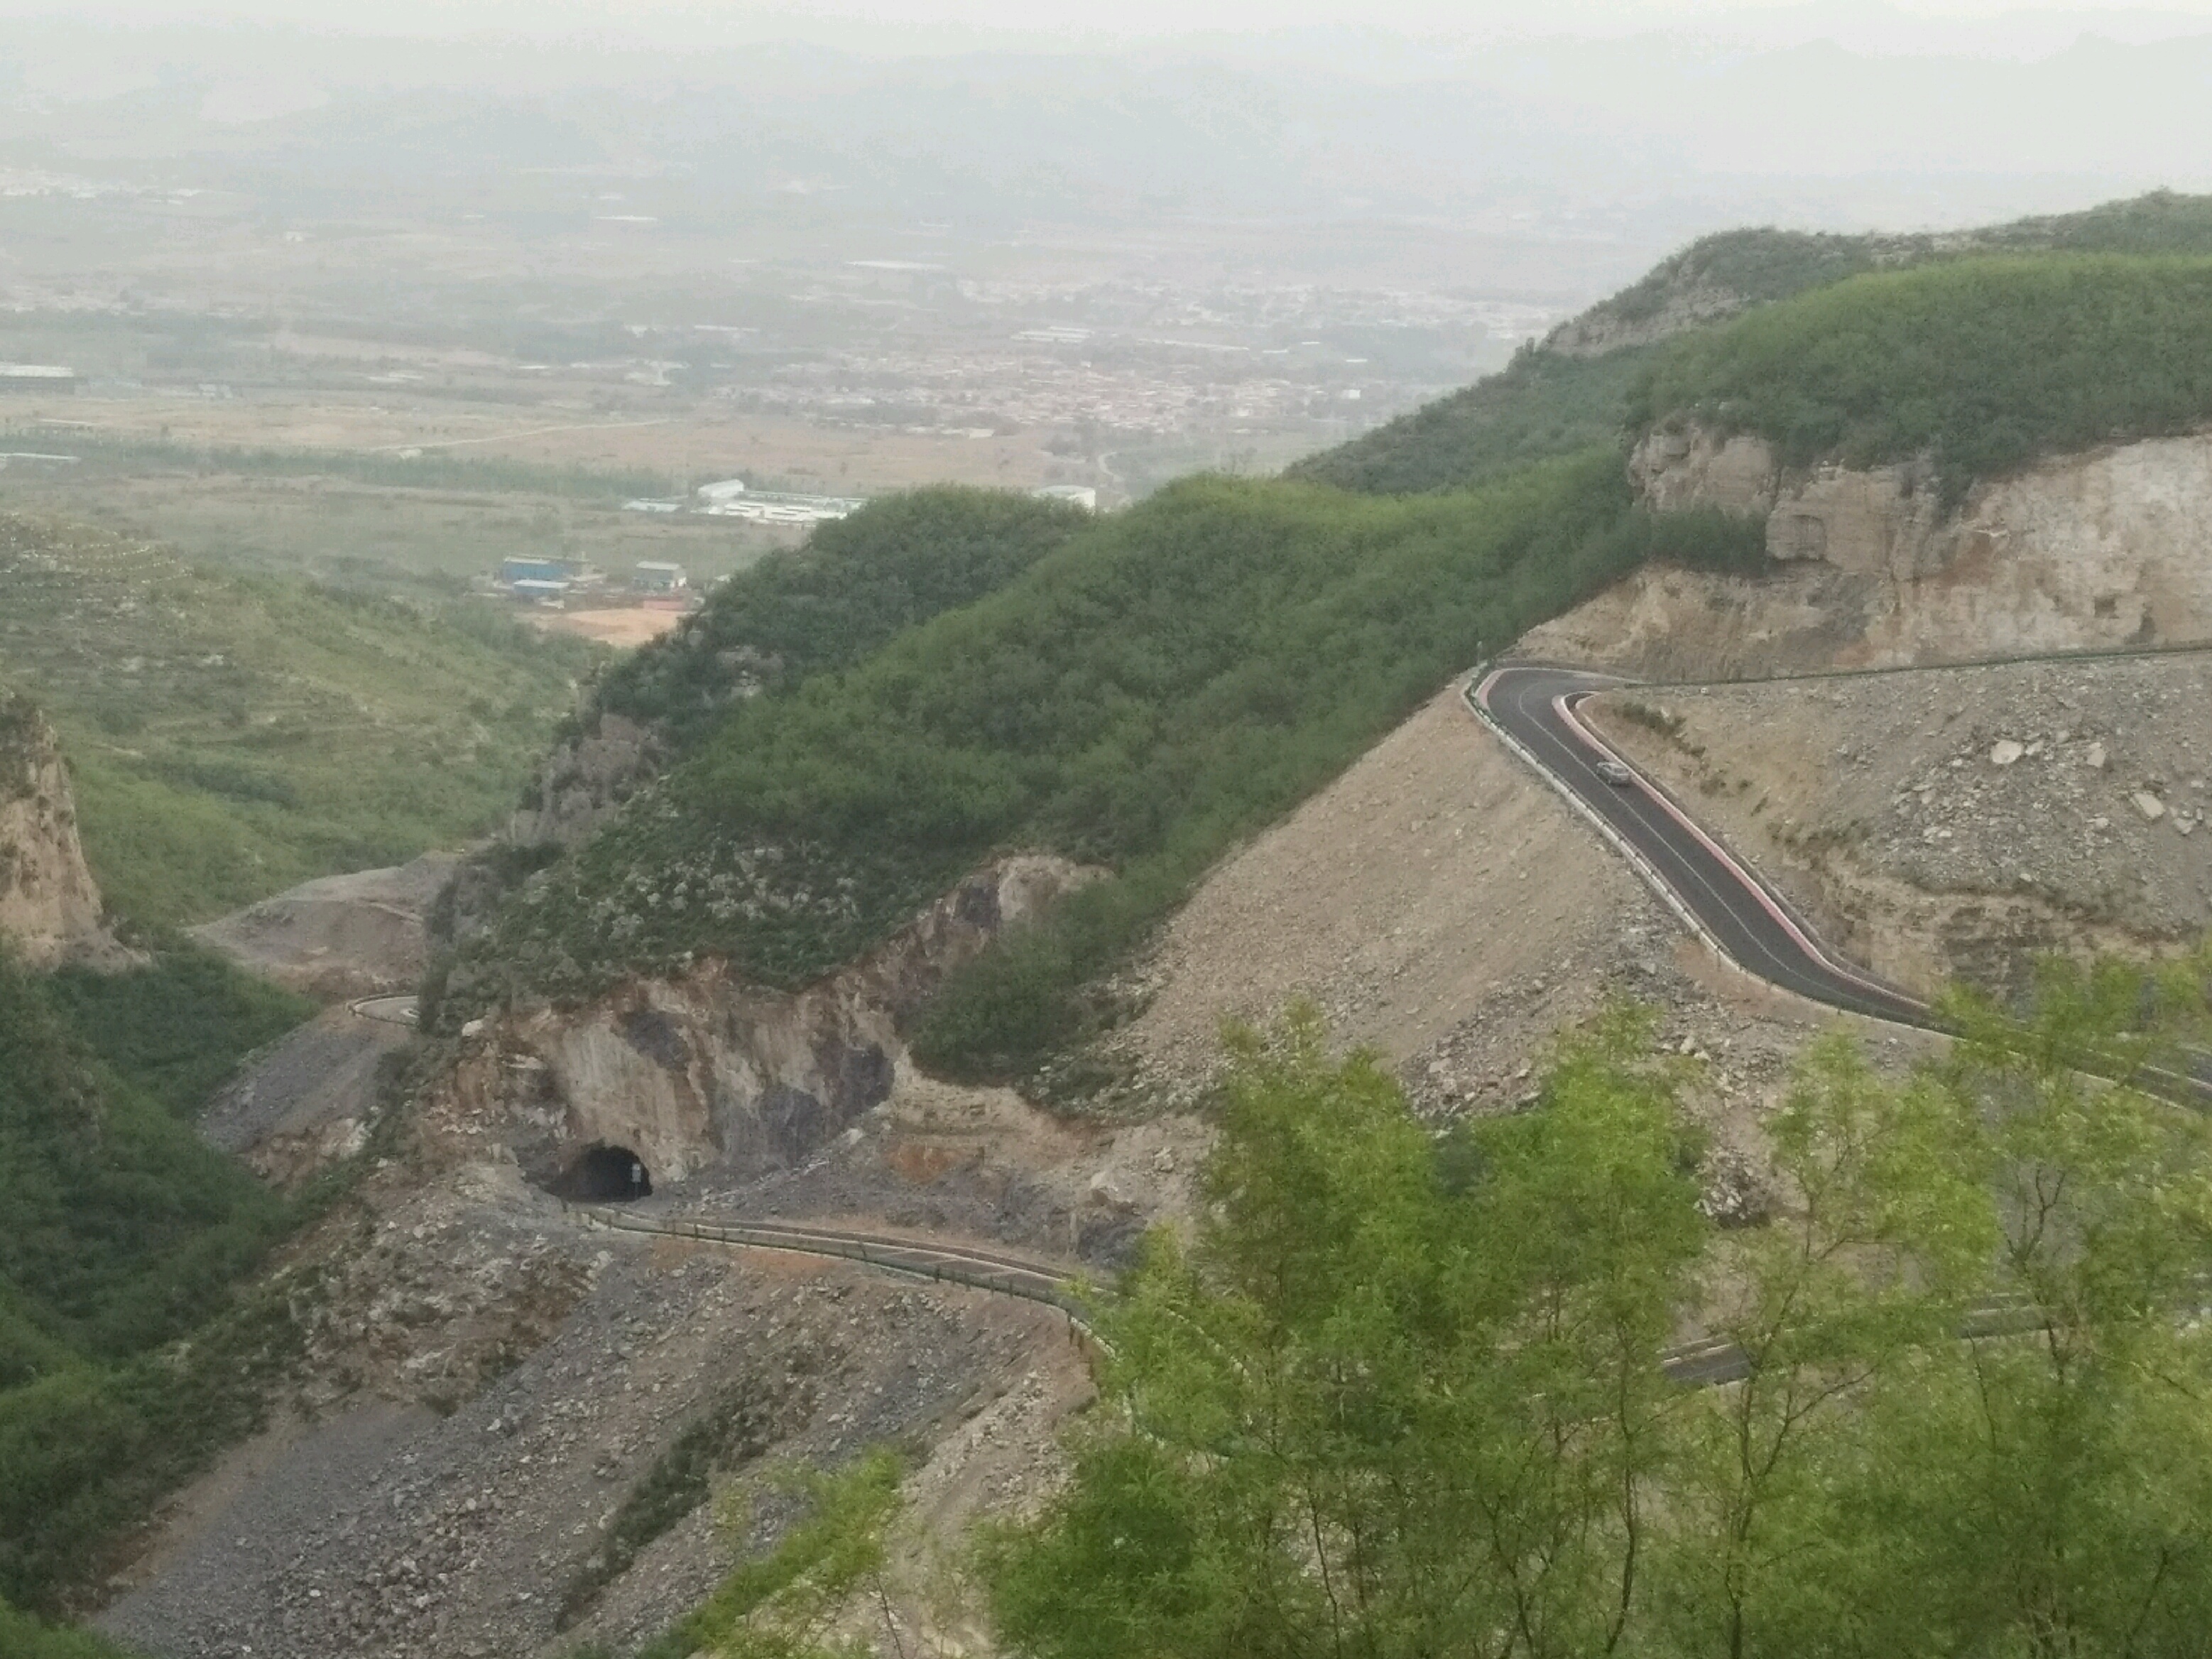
xmin=415 ymin=854 xmax=1091 ymax=1190
xmin=1522 ymin=424 xmax=2212 ymax=678
xmin=0 ymin=691 xmax=125 ymax=968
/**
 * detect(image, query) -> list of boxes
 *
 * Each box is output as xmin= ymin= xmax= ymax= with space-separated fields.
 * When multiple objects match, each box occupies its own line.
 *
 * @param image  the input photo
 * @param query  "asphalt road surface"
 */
xmin=1473 ymin=665 xmax=1931 ymax=1028
xmin=568 ymin=1204 xmax=1087 ymax=1320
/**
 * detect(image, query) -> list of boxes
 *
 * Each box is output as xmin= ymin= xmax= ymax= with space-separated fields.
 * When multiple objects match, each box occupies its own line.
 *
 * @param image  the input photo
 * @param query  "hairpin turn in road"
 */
xmin=1471 ymin=664 xmax=1936 ymax=1030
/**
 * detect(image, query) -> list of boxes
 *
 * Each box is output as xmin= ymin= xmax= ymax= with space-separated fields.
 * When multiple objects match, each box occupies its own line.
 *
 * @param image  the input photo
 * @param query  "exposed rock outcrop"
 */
xmin=1545 ymin=281 xmax=1758 ymax=359
xmin=433 ymin=714 xmax=670 ymax=957
xmin=1627 ymin=425 xmax=1781 ymax=517
xmin=1530 ymin=425 xmax=2212 ymax=678
xmin=0 ymin=691 xmax=127 ymax=968
xmin=416 ymin=854 xmax=1093 ymax=1189
xmin=507 ymin=713 xmax=665 ymax=851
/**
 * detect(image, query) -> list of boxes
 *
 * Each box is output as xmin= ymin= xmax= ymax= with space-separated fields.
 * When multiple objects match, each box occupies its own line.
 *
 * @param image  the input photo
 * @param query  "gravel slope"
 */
xmin=1589 ymin=650 xmax=2212 ymax=996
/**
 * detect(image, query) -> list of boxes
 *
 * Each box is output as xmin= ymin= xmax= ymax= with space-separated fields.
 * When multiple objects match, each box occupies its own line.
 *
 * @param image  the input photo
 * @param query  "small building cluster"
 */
xmin=496 ymin=556 xmax=699 ymax=610
xmin=0 ymin=364 xmax=78 ymax=395
xmin=497 ymin=556 xmax=604 ymax=604
xmin=621 ymin=477 xmax=862 ymax=526
xmin=1032 ymin=483 xmax=1099 ymax=511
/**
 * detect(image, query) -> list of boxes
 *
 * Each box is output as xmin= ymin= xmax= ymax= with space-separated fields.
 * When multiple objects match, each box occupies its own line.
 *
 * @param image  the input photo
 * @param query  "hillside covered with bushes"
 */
xmin=430 ymin=453 xmax=1666 ymax=1075
xmin=0 ymin=942 xmax=315 ymax=1610
xmin=1295 ymin=189 xmax=2212 ymax=498
xmin=1630 ymin=254 xmax=2212 ymax=502
xmin=588 ymin=486 xmax=1095 ymax=754
xmin=436 ymin=196 xmax=2212 ymax=1099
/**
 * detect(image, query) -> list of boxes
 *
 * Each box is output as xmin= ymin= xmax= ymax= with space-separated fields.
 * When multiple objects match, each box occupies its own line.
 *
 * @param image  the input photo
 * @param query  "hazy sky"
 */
xmin=13 ymin=0 xmax=2212 ymax=48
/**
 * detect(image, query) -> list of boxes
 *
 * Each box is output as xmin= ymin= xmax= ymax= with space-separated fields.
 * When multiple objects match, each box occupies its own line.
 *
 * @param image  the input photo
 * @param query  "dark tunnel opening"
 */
xmin=553 ymin=1143 xmax=652 ymax=1202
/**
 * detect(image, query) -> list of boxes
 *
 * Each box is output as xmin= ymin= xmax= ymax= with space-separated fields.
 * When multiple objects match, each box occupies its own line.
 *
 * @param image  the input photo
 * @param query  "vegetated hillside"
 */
xmin=437 ymin=200 xmax=2212 ymax=1106
xmin=0 ymin=940 xmax=313 ymax=1610
xmin=1293 ymin=189 xmax=2212 ymax=497
xmin=1629 ymin=254 xmax=2212 ymax=503
xmin=432 ymin=452 xmax=1672 ymax=1082
xmin=590 ymin=487 xmax=1096 ymax=751
xmin=1282 ymin=346 xmax=1657 ymax=497
xmin=441 ymin=486 xmax=1094 ymax=931
xmin=0 ymin=513 xmax=599 ymax=925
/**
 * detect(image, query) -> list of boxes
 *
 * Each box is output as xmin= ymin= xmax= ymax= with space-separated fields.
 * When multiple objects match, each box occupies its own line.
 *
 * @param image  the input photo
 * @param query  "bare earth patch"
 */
xmin=530 ymin=607 xmax=691 ymax=649
xmin=1113 ymin=685 xmax=1649 ymax=1097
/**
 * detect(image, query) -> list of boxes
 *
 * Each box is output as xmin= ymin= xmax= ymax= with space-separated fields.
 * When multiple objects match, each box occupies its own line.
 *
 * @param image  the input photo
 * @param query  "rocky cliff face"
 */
xmin=508 ymin=713 xmax=665 ymax=851
xmin=1543 ymin=283 xmax=1753 ymax=359
xmin=1528 ymin=425 xmax=2212 ymax=677
xmin=415 ymin=854 xmax=1091 ymax=1190
xmin=0 ymin=692 xmax=124 ymax=968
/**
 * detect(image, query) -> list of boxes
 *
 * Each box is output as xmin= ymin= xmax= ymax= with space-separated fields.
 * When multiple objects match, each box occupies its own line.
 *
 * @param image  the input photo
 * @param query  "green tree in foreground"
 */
xmin=985 ymin=952 xmax=2212 ymax=1659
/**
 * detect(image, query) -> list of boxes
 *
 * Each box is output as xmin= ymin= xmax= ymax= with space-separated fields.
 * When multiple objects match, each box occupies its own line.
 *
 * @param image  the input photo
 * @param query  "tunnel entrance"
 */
xmin=554 ymin=1143 xmax=652 ymax=1202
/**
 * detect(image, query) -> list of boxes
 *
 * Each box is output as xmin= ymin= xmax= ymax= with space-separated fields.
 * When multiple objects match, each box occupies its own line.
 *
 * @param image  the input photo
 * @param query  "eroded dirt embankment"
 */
xmin=194 ymin=852 xmax=459 ymax=999
xmin=1102 ymin=684 xmax=1894 ymax=1116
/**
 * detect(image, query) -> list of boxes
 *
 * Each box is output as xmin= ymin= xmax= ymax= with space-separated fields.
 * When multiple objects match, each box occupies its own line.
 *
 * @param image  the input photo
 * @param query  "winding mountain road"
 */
xmin=565 ymin=1201 xmax=1768 ymax=1386
xmin=334 ymin=658 xmax=2201 ymax=1387
xmin=1471 ymin=663 xmax=2212 ymax=1107
xmin=1471 ymin=664 xmax=1932 ymax=1028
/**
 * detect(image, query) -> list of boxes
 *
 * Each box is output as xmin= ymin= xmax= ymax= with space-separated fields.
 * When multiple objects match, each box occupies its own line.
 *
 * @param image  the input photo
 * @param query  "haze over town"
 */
xmin=12 ymin=6 xmax=2212 ymax=1659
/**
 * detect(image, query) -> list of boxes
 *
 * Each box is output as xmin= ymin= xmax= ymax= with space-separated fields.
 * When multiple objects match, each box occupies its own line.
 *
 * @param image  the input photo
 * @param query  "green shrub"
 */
xmin=38 ymin=940 xmax=311 ymax=1120
xmin=1612 ymin=505 xmax=1772 ymax=575
xmin=0 ymin=1598 xmax=136 ymax=1658
xmin=984 ymin=961 xmax=2212 ymax=1659
xmin=0 ymin=944 xmax=319 ymax=1609
xmin=443 ymin=452 xmax=1646 ymax=1080
xmin=0 ymin=1270 xmax=307 ymax=1609
xmin=593 ymin=486 xmax=1094 ymax=749
xmin=0 ymin=951 xmax=298 ymax=1361
xmin=1289 ymin=344 xmax=1654 ymax=495
xmin=1633 ymin=254 xmax=2212 ymax=504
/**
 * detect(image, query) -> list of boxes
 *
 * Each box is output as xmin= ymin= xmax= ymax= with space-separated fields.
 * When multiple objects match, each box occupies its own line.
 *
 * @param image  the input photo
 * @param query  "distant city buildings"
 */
xmin=0 ymin=364 xmax=77 ymax=395
xmin=1033 ymin=484 xmax=1099 ymax=511
xmin=621 ymin=479 xmax=861 ymax=527
xmin=497 ymin=556 xmax=604 ymax=604
xmin=697 ymin=484 xmax=861 ymax=526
